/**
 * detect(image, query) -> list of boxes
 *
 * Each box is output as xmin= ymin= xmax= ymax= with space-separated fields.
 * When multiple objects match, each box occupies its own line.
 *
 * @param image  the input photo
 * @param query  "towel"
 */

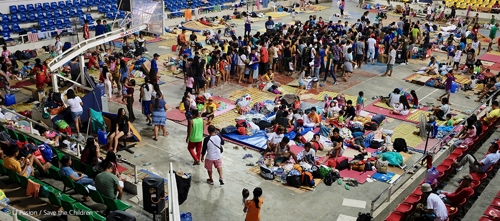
xmin=26 ymin=179 xmax=40 ymax=198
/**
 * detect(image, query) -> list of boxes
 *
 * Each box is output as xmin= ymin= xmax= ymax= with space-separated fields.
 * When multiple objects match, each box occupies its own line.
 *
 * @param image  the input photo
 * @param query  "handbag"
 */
xmin=209 ymin=138 xmax=223 ymax=153
xmin=350 ymin=160 xmax=366 ymax=172
xmin=376 ymin=160 xmax=389 ymax=174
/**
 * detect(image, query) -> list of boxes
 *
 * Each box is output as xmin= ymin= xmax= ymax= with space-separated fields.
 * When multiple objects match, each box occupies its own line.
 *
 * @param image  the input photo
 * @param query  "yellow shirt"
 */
xmin=3 ymin=157 xmax=25 ymax=177
xmin=485 ymin=108 xmax=500 ymax=123
xmin=204 ymin=102 xmax=217 ymax=113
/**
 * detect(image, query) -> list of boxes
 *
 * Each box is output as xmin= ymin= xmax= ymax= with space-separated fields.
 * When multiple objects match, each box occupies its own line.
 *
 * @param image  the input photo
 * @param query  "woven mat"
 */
xmin=373 ymin=101 xmax=392 ymax=110
xmin=248 ymin=165 xmax=322 ymax=192
xmin=212 ymin=110 xmax=240 ymax=129
xmin=229 ymin=88 xmax=276 ymax=105
xmin=406 ymin=109 xmax=428 ymax=123
xmin=265 ymin=12 xmax=290 ymax=18
xmin=6 ymin=103 xmax=35 ymax=113
xmin=391 ymin=124 xmax=423 ymax=148
xmin=406 ymin=73 xmax=471 ymax=85
xmin=280 ymin=85 xmax=303 ymax=95
xmin=304 ymin=5 xmax=329 ymax=13
xmin=386 ymin=152 xmax=413 ymax=175
xmin=313 ymin=91 xmax=338 ymax=101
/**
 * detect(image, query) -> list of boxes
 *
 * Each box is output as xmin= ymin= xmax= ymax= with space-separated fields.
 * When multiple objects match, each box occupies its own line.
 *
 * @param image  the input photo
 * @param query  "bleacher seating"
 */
xmin=385 ymin=116 xmax=500 ymax=221
xmin=0 ymin=124 xmax=132 ymax=219
xmin=1 ymin=0 xmax=124 ymax=40
xmin=445 ymin=0 xmax=496 ymax=10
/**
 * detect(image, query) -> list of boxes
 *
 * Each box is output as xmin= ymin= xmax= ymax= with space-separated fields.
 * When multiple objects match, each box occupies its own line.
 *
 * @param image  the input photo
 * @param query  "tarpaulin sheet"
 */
xmin=222 ymin=127 xmax=318 ymax=150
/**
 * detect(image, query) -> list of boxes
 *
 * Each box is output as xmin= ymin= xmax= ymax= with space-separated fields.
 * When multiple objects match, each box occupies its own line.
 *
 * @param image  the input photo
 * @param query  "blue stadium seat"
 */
xmin=43 ymin=2 xmax=51 ymax=11
xmin=37 ymin=12 xmax=45 ymax=20
xmin=66 ymin=0 xmax=73 ymax=8
xmin=62 ymin=10 xmax=69 ymax=17
xmin=19 ymin=14 xmax=28 ymax=23
xmin=47 ymin=20 xmax=55 ymax=27
xmin=88 ymin=0 xmax=96 ymax=6
xmin=1 ymin=15 xmax=9 ymax=24
xmin=118 ymin=11 xmax=125 ymax=18
xmin=55 ymin=19 xmax=63 ymax=26
xmin=27 ymin=4 xmax=35 ymax=12
xmin=106 ymin=12 xmax=114 ymax=19
xmin=3 ymin=32 xmax=11 ymax=39
xmin=74 ymin=0 xmax=81 ymax=7
xmin=77 ymin=8 xmax=84 ymax=15
xmin=9 ymin=5 xmax=18 ymax=14
xmin=45 ymin=11 xmax=53 ymax=19
xmin=69 ymin=8 xmax=77 ymax=17
xmin=10 ymin=15 xmax=19 ymax=24
xmin=18 ymin=5 xmax=27 ymax=13
xmin=35 ymin=3 xmax=43 ymax=11
xmin=81 ymin=0 xmax=89 ymax=7
xmin=59 ymin=1 xmax=66 ymax=8
xmin=54 ymin=10 xmax=62 ymax=17
xmin=2 ymin=25 xmax=10 ymax=33
xmin=65 ymin=23 xmax=71 ymax=29
xmin=98 ymin=5 xmax=104 ymax=13
xmin=39 ymin=20 xmax=47 ymax=28
xmin=12 ymin=24 xmax=22 ymax=33
xmin=57 ymin=24 xmax=64 ymax=29
xmin=28 ymin=13 xmax=36 ymax=22
xmin=64 ymin=17 xmax=71 ymax=24
xmin=51 ymin=2 xmax=59 ymax=9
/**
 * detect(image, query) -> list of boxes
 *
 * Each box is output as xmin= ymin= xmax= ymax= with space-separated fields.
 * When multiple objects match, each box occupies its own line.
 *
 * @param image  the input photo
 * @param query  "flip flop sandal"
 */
xmin=143 ymin=162 xmax=152 ymax=166
xmin=337 ymin=179 xmax=342 ymax=185
xmin=246 ymin=163 xmax=255 ymax=166
xmin=344 ymin=184 xmax=350 ymax=190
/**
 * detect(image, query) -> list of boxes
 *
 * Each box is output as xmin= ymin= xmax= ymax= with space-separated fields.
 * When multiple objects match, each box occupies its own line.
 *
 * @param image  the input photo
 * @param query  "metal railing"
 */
xmin=0 ymin=106 xmax=140 ymax=184
xmin=0 ymin=201 xmax=40 ymax=221
xmin=369 ymin=89 xmax=500 ymax=216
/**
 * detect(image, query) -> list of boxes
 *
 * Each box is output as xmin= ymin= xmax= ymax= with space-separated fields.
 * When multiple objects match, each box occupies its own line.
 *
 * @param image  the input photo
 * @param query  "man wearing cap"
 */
xmin=454 ymin=143 xmax=500 ymax=173
xmin=419 ymin=183 xmax=448 ymax=221
xmin=202 ymin=97 xmax=217 ymax=125
xmin=438 ymin=174 xmax=473 ymax=206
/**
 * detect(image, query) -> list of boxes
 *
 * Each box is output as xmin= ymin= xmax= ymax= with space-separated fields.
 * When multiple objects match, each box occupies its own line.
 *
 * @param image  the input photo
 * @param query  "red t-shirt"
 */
xmin=260 ymin=47 xmax=269 ymax=63
xmin=87 ymin=57 xmax=97 ymax=69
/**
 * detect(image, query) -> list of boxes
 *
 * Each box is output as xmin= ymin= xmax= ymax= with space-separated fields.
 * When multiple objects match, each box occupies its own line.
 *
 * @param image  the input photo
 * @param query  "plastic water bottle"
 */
xmin=180 ymin=212 xmax=193 ymax=221
xmin=425 ymin=166 xmax=439 ymax=184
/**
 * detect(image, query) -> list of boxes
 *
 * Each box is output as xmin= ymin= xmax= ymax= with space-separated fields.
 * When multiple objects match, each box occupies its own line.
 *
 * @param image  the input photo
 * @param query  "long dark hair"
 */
xmin=252 ymin=187 xmax=262 ymax=209
xmin=102 ymin=150 xmax=118 ymax=166
xmin=154 ymin=92 xmax=163 ymax=109
xmin=67 ymin=89 xmax=76 ymax=99
xmin=399 ymin=95 xmax=411 ymax=110
xmin=410 ymin=90 xmax=418 ymax=102
xmin=83 ymin=137 xmax=97 ymax=165
xmin=120 ymin=59 xmax=127 ymax=71
xmin=117 ymin=108 xmax=128 ymax=125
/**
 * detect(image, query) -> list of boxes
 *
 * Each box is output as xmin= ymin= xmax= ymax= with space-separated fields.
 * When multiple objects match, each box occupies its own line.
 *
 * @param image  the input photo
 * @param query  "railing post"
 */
xmin=134 ymin=164 xmax=138 ymax=184
xmin=29 ymin=121 xmax=33 ymax=135
xmin=387 ymin=184 xmax=393 ymax=202
xmin=370 ymin=201 xmax=375 ymax=217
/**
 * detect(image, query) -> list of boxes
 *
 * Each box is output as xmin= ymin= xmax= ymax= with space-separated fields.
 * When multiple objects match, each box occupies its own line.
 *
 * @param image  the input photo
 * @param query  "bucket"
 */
xmin=450 ymin=82 xmax=458 ymax=93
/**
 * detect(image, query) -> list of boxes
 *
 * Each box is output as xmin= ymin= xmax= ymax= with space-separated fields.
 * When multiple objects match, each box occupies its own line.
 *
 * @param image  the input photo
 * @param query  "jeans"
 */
xmin=324 ymin=65 xmax=337 ymax=82
xmin=314 ymin=67 xmax=320 ymax=79
xmin=77 ymin=176 xmax=95 ymax=186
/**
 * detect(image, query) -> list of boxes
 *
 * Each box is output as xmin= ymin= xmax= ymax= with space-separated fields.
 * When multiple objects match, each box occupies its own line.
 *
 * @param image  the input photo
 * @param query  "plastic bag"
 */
xmin=380 ymin=152 xmax=404 ymax=166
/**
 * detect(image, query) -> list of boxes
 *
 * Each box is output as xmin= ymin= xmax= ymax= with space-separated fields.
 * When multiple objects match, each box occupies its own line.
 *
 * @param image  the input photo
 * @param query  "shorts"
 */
xmin=202 ymin=112 xmax=214 ymax=120
xmin=454 ymin=61 xmax=459 ymax=66
xmin=445 ymin=89 xmax=450 ymax=94
xmin=237 ymin=65 xmax=245 ymax=76
xmin=25 ymin=166 xmax=33 ymax=177
xmin=356 ymin=54 xmax=363 ymax=63
xmin=466 ymin=63 xmax=474 ymax=70
xmin=368 ymin=48 xmax=375 ymax=59
xmin=71 ymin=111 xmax=83 ymax=120
xmin=245 ymin=23 xmax=251 ymax=32
xmin=204 ymin=158 xmax=222 ymax=171
xmin=0 ymin=77 xmax=10 ymax=94
xmin=386 ymin=64 xmax=394 ymax=70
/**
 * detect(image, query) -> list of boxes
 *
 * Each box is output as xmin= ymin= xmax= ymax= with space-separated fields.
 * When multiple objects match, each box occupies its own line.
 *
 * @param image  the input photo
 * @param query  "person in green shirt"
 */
xmin=187 ymin=109 xmax=204 ymax=165
xmin=488 ymin=23 xmax=499 ymax=52
xmin=95 ymin=161 xmax=123 ymax=200
xmin=103 ymin=20 xmax=116 ymax=50
xmin=445 ymin=114 xmax=453 ymax=126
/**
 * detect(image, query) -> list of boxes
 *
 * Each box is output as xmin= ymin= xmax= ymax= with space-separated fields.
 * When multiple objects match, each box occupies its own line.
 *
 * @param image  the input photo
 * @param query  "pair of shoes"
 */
xmin=193 ymin=161 xmax=200 ymax=165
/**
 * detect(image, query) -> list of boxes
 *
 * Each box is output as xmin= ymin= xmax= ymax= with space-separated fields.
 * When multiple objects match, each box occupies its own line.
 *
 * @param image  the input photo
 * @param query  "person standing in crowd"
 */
xmin=265 ymin=16 xmax=275 ymax=33
xmin=244 ymin=187 xmax=264 ymax=221
xmin=55 ymin=36 xmax=63 ymax=55
xmin=95 ymin=19 xmax=107 ymax=51
xmin=382 ymin=44 xmax=396 ymax=77
xmin=103 ymin=20 xmax=115 ymax=50
xmin=201 ymin=125 xmax=224 ymax=185
xmin=66 ymin=89 xmax=84 ymax=139
xmin=83 ymin=20 xmax=90 ymax=40
xmin=356 ymin=37 xmax=365 ymax=69
xmin=187 ymin=109 xmax=204 ymax=165
xmin=139 ymin=77 xmax=154 ymax=126
xmin=151 ymin=92 xmax=169 ymax=141
xmin=244 ymin=12 xmax=251 ymax=36
xmin=150 ymin=53 xmax=160 ymax=84
xmin=488 ymin=23 xmax=499 ymax=52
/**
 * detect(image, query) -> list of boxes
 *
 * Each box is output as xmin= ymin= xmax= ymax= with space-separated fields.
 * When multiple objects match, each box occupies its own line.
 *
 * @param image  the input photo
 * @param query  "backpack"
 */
xmin=301 ymin=171 xmax=315 ymax=187
xmin=260 ymin=165 xmax=274 ymax=180
xmin=370 ymin=140 xmax=382 ymax=149
xmin=221 ymin=125 xmax=237 ymax=134
xmin=14 ymin=50 xmax=26 ymax=60
xmin=29 ymin=50 xmax=37 ymax=58
xmin=324 ymin=171 xmax=334 ymax=186
xmin=257 ymin=120 xmax=272 ymax=130
xmin=393 ymin=138 xmax=408 ymax=152
xmin=23 ymin=50 xmax=32 ymax=59
xmin=311 ymin=165 xmax=321 ymax=178
xmin=236 ymin=119 xmax=247 ymax=128
xmin=286 ymin=174 xmax=302 ymax=188
xmin=336 ymin=158 xmax=349 ymax=170
xmin=63 ymin=42 xmax=71 ymax=52
xmin=357 ymin=212 xmax=373 ymax=221
xmin=39 ymin=144 xmax=53 ymax=162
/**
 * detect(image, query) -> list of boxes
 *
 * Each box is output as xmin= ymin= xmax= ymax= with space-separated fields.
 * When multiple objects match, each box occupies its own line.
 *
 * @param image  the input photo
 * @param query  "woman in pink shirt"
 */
xmin=186 ymin=74 xmax=194 ymax=94
xmin=2 ymin=46 xmax=11 ymax=63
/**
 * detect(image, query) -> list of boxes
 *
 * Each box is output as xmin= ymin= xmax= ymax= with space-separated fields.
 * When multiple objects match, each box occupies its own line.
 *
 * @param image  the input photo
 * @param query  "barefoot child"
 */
xmin=356 ymin=91 xmax=365 ymax=116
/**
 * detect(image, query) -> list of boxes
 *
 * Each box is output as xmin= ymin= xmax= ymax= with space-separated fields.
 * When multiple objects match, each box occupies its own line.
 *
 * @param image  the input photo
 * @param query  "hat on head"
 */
xmin=153 ymin=53 xmax=160 ymax=57
xmin=420 ymin=183 xmax=432 ymax=193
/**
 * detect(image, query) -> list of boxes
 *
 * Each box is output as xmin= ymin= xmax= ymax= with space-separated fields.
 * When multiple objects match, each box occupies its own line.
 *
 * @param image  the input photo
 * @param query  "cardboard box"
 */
xmin=378 ymin=54 xmax=388 ymax=63
xmin=32 ymin=90 xmax=45 ymax=102
xmin=142 ymin=60 xmax=151 ymax=74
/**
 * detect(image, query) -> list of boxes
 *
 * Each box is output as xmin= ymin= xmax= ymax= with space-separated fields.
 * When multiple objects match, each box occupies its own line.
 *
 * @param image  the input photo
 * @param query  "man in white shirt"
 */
xmin=420 ymin=183 xmax=448 ymax=221
xmin=382 ymin=44 xmax=396 ymax=77
xmin=366 ymin=35 xmax=377 ymax=65
xmin=454 ymin=143 xmax=500 ymax=173
xmin=201 ymin=125 xmax=224 ymax=185
xmin=426 ymin=4 xmax=433 ymax=21
xmin=264 ymin=125 xmax=285 ymax=155
xmin=55 ymin=36 xmax=63 ymax=55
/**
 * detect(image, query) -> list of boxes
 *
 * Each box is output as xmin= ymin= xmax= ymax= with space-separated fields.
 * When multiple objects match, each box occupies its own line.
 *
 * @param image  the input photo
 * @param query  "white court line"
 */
xmin=414 ymin=85 xmax=426 ymax=92
xmin=337 ymin=214 xmax=358 ymax=221
xmin=420 ymin=89 xmax=439 ymax=101
xmin=342 ymin=198 xmax=367 ymax=209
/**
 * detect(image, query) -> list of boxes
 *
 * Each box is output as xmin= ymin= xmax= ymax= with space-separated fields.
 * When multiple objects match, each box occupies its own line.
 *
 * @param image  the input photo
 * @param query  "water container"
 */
xmin=180 ymin=212 xmax=193 ymax=221
xmin=96 ymin=83 xmax=105 ymax=96
xmin=425 ymin=166 xmax=439 ymax=184
xmin=450 ymin=82 xmax=458 ymax=93
xmin=5 ymin=93 xmax=16 ymax=106
xmin=97 ymin=129 xmax=108 ymax=145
